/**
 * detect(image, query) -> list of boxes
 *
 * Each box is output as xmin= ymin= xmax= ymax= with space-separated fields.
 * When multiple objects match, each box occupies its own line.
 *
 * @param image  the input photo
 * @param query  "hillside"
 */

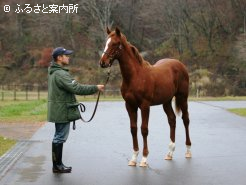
xmin=0 ymin=0 xmax=245 ymax=96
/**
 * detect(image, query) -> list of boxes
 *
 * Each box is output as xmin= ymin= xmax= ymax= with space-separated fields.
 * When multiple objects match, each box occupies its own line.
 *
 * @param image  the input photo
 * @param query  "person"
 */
xmin=47 ymin=47 xmax=104 ymax=173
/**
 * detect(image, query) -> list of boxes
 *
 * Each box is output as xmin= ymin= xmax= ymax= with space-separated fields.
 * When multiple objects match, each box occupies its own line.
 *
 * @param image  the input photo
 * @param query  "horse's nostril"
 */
xmin=100 ymin=63 xmax=105 ymax=68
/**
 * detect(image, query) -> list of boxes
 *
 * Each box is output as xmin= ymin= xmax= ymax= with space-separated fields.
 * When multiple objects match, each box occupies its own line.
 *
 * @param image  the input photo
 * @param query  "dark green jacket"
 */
xmin=47 ymin=62 xmax=98 ymax=123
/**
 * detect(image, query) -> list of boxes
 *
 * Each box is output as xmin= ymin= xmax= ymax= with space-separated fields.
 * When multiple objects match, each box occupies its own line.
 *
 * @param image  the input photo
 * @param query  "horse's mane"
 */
xmin=121 ymin=34 xmax=151 ymax=67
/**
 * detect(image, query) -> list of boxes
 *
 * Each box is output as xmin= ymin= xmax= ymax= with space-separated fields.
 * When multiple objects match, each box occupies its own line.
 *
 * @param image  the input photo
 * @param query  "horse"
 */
xmin=99 ymin=27 xmax=191 ymax=167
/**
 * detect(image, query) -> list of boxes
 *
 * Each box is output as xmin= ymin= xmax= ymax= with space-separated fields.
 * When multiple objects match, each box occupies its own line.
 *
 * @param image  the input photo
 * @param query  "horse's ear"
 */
xmin=115 ymin=27 xmax=121 ymax=37
xmin=106 ymin=27 xmax=111 ymax=34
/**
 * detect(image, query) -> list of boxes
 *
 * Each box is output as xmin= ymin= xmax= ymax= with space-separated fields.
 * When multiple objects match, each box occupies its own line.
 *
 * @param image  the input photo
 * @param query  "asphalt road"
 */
xmin=0 ymin=101 xmax=246 ymax=185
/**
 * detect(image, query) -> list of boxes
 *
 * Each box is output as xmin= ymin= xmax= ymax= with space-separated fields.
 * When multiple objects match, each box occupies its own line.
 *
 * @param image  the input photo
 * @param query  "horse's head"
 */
xmin=99 ymin=27 xmax=123 ymax=68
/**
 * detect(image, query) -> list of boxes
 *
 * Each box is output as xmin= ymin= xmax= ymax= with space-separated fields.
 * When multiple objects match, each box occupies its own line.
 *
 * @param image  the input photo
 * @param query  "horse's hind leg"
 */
xmin=177 ymin=95 xmax=192 ymax=158
xmin=126 ymin=103 xmax=139 ymax=166
xmin=163 ymin=101 xmax=176 ymax=160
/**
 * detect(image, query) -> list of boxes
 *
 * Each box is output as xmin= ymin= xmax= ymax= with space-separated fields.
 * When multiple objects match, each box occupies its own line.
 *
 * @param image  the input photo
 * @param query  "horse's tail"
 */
xmin=174 ymin=96 xmax=181 ymax=115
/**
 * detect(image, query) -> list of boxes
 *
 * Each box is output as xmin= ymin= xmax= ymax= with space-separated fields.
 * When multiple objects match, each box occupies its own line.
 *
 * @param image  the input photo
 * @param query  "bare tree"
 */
xmin=182 ymin=0 xmax=219 ymax=52
xmin=79 ymin=0 xmax=119 ymax=40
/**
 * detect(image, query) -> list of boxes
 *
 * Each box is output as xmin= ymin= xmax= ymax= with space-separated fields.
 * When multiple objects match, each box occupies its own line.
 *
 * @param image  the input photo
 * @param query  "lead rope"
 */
xmin=73 ymin=68 xmax=111 ymax=130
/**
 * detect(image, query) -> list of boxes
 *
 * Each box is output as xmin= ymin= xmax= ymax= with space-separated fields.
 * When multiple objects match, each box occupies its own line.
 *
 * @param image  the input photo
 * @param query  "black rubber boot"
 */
xmin=52 ymin=143 xmax=72 ymax=173
xmin=59 ymin=143 xmax=72 ymax=171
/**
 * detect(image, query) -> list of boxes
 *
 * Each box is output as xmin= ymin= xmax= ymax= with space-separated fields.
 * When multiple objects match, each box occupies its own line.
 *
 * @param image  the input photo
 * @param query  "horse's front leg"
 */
xmin=139 ymin=104 xmax=150 ymax=167
xmin=126 ymin=103 xmax=139 ymax=166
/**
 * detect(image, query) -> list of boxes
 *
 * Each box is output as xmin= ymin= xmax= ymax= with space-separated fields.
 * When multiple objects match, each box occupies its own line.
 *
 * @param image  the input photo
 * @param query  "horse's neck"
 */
xmin=118 ymin=52 xmax=142 ymax=84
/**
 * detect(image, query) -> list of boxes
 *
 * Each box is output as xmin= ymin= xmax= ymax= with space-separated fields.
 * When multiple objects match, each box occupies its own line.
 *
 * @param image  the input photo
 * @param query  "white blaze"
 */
xmin=102 ymin=38 xmax=111 ymax=57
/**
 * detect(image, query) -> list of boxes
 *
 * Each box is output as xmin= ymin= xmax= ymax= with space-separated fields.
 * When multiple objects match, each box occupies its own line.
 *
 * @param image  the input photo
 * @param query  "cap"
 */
xmin=52 ymin=47 xmax=73 ymax=58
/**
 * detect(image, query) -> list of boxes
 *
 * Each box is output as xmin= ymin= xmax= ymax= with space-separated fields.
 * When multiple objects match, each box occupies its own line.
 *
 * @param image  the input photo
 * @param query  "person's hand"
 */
xmin=97 ymin=85 xmax=105 ymax=92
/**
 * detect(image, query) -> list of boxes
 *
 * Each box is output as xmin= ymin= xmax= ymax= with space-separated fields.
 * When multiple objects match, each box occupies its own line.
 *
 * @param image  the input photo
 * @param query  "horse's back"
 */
xmin=153 ymin=58 xmax=189 ymax=96
xmin=153 ymin=58 xmax=187 ymax=76
xmin=154 ymin=58 xmax=185 ymax=68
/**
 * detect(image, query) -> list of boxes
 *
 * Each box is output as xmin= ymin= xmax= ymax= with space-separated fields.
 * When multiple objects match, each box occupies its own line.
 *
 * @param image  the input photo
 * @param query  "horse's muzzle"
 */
xmin=100 ymin=61 xmax=107 ymax=68
xmin=100 ymin=63 xmax=108 ymax=68
xmin=99 ymin=60 xmax=112 ymax=68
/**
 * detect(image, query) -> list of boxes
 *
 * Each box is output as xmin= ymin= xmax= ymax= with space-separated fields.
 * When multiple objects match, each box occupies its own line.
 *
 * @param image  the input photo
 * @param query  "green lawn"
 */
xmin=228 ymin=108 xmax=246 ymax=117
xmin=0 ymin=99 xmax=47 ymax=123
xmin=0 ymin=136 xmax=16 ymax=157
xmin=0 ymin=99 xmax=47 ymax=157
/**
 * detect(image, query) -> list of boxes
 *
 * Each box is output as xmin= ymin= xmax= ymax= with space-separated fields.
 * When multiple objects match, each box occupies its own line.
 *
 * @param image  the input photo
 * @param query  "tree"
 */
xmin=79 ymin=0 xmax=119 ymax=40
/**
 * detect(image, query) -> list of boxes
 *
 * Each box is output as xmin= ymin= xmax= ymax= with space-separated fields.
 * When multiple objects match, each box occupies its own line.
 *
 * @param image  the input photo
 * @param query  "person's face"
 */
xmin=57 ymin=55 xmax=70 ymax=66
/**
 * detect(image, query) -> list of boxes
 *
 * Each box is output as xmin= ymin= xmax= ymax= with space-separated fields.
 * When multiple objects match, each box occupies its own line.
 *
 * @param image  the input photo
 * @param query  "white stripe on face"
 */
xmin=102 ymin=38 xmax=111 ymax=57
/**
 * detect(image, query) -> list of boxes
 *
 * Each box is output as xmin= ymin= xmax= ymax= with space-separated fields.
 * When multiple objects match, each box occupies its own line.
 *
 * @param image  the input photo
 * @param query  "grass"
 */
xmin=0 ymin=99 xmax=47 ymax=123
xmin=228 ymin=108 xmax=246 ymax=117
xmin=0 ymin=96 xmax=123 ymax=123
xmin=0 ymin=99 xmax=47 ymax=156
xmin=189 ymin=96 xmax=246 ymax=101
xmin=0 ymin=136 xmax=16 ymax=157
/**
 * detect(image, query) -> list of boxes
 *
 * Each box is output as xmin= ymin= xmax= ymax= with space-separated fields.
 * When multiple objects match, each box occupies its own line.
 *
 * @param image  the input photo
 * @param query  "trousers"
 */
xmin=53 ymin=122 xmax=70 ymax=144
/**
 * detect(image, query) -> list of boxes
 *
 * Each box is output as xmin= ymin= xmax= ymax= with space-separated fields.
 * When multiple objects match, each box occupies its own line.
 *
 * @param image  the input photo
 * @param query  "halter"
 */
xmin=103 ymin=44 xmax=122 ymax=66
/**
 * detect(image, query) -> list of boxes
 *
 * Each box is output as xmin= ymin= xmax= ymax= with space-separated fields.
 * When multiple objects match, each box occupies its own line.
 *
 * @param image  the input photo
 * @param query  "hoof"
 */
xmin=185 ymin=152 xmax=192 ymax=158
xmin=128 ymin=160 xmax=137 ymax=166
xmin=165 ymin=154 xmax=172 ymax=160
xmin=139 ymin=162 xmax=148 ymax=167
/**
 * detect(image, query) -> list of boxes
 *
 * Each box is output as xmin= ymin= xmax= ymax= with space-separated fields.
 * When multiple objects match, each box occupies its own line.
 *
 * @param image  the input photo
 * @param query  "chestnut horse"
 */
xmin=99 ymin=27 xmax=191 ymax=167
